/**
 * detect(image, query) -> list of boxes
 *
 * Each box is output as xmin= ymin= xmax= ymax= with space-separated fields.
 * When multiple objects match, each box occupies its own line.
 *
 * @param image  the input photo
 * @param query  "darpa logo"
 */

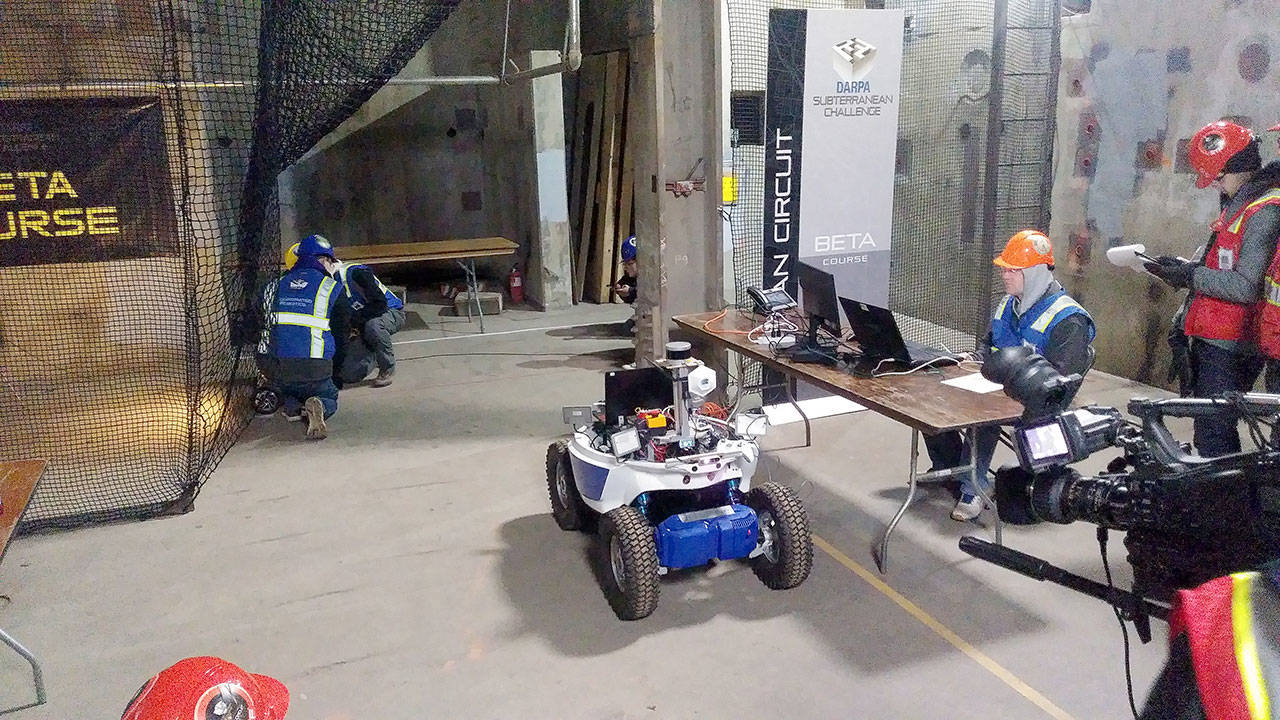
xmin=833 ymin=37 xmax=876 ymax=83
xmin=289 ymin=278 xmax=309 ymax=290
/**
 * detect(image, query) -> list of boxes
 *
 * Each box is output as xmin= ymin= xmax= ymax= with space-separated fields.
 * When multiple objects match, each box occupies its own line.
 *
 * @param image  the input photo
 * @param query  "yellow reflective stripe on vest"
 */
xmin=1231 ymin=572 xmax=1273 ymax=720
xmin=273 ymin=312 xmax=330 ymax=330
xmin=315 ymin=276 xmax=336 ymax=312
xmin=1030 ymin=296 xmax=1082 ymax=333
xmin=1230 ymin=191 xmax=1280 ymax=233
xmin=311 ymin=278 xmax=336 ymax=358
xmin=993 ymin=296 xmax=1010 ymax=320
xmin=1268 ymin=278 xmax=1280 ymax=307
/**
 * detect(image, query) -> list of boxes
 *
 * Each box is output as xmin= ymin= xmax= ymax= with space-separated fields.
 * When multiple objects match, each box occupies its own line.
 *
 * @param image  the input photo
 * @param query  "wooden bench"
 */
xmin=334 ymin=238 xmax=518 ymax=333
xmin=0 ymin=459 xmax=47 ymax=712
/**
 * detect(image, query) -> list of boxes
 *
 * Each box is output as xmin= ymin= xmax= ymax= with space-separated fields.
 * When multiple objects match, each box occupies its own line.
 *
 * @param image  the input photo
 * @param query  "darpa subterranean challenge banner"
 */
xmin=764 ymin=8 xmax=904 ymax=307
xmin=0 ymin=97 xmax=177 ymax=267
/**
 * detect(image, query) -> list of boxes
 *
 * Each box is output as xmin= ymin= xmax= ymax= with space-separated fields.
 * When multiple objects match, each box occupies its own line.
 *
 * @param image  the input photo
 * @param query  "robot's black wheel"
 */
xmin=598 ymin=505 xmax=660 ymax=620
xmin=745 ymin=481 xmax=813 ymax=590
xmin=253 ymin=387 xmax=281 ymax=415
xmin=546 ymin=439 xmax=589 ymax=531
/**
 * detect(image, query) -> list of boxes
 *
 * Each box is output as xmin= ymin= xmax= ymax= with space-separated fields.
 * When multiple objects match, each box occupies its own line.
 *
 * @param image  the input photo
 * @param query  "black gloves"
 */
xmin=1143 ymin=256 xmax=1196 ymax=289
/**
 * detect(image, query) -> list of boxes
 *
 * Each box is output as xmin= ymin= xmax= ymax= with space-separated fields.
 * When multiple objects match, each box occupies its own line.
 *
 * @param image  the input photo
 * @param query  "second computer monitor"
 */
xmin=796 ymin=261 xmax=841 ymax=337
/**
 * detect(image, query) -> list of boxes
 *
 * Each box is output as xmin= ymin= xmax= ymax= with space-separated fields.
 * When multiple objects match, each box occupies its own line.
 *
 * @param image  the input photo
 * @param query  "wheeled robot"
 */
xmin=253 ymin=375 xmax=282 ymax=415
xmin=546 ymin=341 xmax=813 ymax=620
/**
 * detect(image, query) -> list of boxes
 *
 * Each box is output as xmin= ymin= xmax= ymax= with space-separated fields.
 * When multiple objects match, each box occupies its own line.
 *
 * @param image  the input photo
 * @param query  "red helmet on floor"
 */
xmin=121 ymin=657 xmax=289 ymax=720
xmin=1188 ymin=121 xmax=1255 ymax=188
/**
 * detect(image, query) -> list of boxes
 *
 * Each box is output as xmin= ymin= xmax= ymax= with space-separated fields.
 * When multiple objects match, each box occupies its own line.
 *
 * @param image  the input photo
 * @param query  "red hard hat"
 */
xmin=1270 ymin=122 xmax=1280 ymax=132
xmin=1188 ymin=121 xmax=1255 ymax=188
xmin=121 ymin=657 xmax=289 ymax=720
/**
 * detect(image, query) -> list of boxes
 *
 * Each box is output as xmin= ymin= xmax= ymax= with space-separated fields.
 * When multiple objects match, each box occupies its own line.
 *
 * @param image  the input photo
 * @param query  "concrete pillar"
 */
xmin=528 ymin=50 xmax=574 ymax=309
xmin=629 ymin=0 xmax=724 ymax=361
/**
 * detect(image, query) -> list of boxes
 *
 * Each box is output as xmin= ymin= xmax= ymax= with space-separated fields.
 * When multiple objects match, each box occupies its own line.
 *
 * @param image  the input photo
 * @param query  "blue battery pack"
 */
xmin=655 ymin=504 xmax=758 ymax=569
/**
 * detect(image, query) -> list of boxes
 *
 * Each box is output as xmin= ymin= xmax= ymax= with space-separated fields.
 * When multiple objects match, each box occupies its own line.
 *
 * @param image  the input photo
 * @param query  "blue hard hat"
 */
xmin=297 ymin=233 xmax=336 ymax=260
xmin=621 ymin=235 xmax=637 ymax=262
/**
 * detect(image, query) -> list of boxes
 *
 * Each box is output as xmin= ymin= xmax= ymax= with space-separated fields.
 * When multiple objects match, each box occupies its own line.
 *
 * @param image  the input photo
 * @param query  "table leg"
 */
xmin=0 ymin=626 xmax=46 ymax=713
xmin=781 ymin=379 xmax=811 ymax=448
xmin=456 ymin=259 xmax=485 ymax=333
xmin=877 ymin=428 xmax=921 ymax=573
xmin=966 ymin=427 xmax=1003 ymax=545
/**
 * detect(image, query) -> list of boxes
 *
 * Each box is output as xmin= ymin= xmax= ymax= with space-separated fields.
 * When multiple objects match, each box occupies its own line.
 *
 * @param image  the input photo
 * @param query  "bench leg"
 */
xmin=0 ymin=625 xmax=46 ymax=714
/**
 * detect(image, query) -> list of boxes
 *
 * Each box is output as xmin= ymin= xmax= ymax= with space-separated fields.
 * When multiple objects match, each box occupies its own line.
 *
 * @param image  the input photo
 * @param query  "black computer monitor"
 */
xmin=796 ymin=261 xmax=841 ymax=340
xmin=604 ymin=367 xmax=673 ymax=426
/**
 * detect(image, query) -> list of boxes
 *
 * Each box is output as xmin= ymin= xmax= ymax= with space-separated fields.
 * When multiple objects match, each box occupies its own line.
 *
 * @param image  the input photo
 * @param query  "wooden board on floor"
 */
xmin=612 ymin=59 xmax=636 ymax=304
xmin=572 ymin=54 xmax=607 ymax=303
xmin=588 ymin=52 xmax=625 ymax=303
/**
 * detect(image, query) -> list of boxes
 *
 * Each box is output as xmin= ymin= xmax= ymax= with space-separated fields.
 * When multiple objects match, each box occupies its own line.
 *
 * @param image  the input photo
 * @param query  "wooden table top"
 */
xmin=674 ymin=310 xmax=1023 ymax=433
xmin=336 ymin=238 xmax=518 ymax=265
xmin=0 ymin=459 xmax=45 ymax=565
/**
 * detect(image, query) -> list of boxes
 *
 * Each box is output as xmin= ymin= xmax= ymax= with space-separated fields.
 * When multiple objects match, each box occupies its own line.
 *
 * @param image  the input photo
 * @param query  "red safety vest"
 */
xmin=1249 ymin=190 xmax=1280 ymax=357
xmin=1185 ymin=192 xmax=1280 ymax=341
xmin=1169 ymin=567 xmax=1280 ymax=720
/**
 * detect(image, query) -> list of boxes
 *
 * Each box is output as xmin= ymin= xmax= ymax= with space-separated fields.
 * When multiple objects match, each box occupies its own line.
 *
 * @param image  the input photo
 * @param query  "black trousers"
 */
xmin=1190 ymin=340 xmax=1265 ymax=457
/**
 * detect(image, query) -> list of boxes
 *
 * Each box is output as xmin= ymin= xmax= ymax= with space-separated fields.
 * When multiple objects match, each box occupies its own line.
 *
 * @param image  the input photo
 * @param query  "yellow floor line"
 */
xmin=811 ymin=534 xmax=1077 ymax=720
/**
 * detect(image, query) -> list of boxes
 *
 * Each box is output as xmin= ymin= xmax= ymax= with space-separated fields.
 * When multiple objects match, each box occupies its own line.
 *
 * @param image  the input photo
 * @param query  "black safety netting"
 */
xmin=726 ymin=0 xmax=1060 ymax=374
xmin=0 ymin=1 xmax=459 ymax=531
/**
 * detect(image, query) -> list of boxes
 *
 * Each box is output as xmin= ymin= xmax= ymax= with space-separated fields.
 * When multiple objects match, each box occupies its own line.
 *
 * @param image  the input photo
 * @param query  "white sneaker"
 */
xmin=951 ymin=493 xmax=985 ymax=522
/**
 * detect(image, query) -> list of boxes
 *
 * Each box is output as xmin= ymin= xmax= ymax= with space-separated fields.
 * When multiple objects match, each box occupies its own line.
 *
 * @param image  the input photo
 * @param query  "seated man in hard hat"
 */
xmin=259 ymin=234 xmax=349 ymax=440
xmin=925 ymin=230 xmax=1096 ymax=521
xmin=612 ymin=235 xmax=639 ymax=334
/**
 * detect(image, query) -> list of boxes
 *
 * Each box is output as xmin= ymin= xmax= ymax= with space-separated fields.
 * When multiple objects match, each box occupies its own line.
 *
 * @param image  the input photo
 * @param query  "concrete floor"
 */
xmin=0 ymin=299 xmax=1179 ymax=719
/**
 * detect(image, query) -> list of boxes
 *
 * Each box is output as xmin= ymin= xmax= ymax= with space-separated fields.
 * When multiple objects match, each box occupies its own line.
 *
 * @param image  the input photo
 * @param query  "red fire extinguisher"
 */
xmin=507 ymin=265 xmax=524 ymax=304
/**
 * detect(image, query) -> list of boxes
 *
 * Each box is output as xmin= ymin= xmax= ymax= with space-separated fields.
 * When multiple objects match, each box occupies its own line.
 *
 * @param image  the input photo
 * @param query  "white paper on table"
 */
xmin=761 ymin=395 xmax=865 ymax=425
xmin=941 ymin=373 xmax=1004 ymax=394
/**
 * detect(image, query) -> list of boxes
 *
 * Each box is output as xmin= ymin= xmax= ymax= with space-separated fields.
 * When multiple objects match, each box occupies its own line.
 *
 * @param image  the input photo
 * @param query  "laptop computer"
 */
xmin=838 ymin=297 xmax=959 ymax=369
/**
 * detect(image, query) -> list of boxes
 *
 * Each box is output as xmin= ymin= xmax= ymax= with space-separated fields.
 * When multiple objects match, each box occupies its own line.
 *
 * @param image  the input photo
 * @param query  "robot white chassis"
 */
xmin=546 ymin=342 xmax=813 ymax=620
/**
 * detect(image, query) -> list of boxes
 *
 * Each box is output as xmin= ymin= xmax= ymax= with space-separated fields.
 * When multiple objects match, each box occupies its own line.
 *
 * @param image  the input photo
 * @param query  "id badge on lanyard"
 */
xmin=1218 ymin=246 xmax=1235 ymax=271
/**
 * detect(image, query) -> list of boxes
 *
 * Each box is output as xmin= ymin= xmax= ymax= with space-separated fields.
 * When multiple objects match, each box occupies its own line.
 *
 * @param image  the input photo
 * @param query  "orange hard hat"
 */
xmin=994 ymin=230 xmax=1054 ymax=270
xmin=1188 ymin=121 xmax=1255 ymax=188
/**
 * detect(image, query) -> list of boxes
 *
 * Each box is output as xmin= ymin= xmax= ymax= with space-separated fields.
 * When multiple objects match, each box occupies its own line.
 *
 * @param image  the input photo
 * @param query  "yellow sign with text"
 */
xmin=0 ymin=170 xmax=120 ymax=240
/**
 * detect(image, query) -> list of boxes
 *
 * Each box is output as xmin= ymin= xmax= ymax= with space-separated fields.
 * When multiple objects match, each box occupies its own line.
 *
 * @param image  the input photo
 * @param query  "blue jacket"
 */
xmin=257 ymin=258 xmax=348 ymax=382
xmin=991 ymin=289 xmax=1095 ymax=355
xmin=337 ymin=263 xmax=404 ymax=312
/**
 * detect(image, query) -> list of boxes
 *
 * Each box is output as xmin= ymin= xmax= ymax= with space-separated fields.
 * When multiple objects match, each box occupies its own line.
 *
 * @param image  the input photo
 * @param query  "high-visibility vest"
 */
xmin=1170 ymin=564 xmax=1280 ymax=720
xmin=990 ymin=289 xmax=1095 ymax=354
xmin=258 ymin=267 xmax=341 ymax=360
xmin=1186 ymin=190 xmax=1280 ymax=342
xmin=1246 ymin=191 xmax=1280 ymax=358
xmin=336 ymin=263 xmax=404 ymax=312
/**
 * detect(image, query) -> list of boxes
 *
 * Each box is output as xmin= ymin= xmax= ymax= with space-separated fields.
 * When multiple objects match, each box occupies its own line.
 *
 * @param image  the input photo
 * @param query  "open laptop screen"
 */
xmin=838 ymin=296 xmax=912 ymax=363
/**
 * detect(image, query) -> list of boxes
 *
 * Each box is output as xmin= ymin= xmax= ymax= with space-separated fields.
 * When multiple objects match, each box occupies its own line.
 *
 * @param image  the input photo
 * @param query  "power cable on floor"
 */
xmin=1099 ymin=527 xmax=1141 ymax=720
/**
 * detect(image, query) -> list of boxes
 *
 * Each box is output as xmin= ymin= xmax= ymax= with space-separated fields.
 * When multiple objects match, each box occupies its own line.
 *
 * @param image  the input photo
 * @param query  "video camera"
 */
xmin=966 ymin=346 xmax=1280 ymax=613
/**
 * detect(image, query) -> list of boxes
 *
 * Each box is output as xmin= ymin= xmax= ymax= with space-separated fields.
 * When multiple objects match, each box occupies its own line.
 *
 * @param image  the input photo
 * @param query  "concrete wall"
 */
xmin=283 ymin=0 xmax=574 ymax=306
xmin=1049 ymin=0 xmax=1280 ymax=384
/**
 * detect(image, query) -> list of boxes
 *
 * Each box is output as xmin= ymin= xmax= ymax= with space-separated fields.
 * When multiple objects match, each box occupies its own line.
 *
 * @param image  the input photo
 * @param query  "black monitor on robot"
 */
xmin=796 ymin=260 xmax=841 ymax=345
